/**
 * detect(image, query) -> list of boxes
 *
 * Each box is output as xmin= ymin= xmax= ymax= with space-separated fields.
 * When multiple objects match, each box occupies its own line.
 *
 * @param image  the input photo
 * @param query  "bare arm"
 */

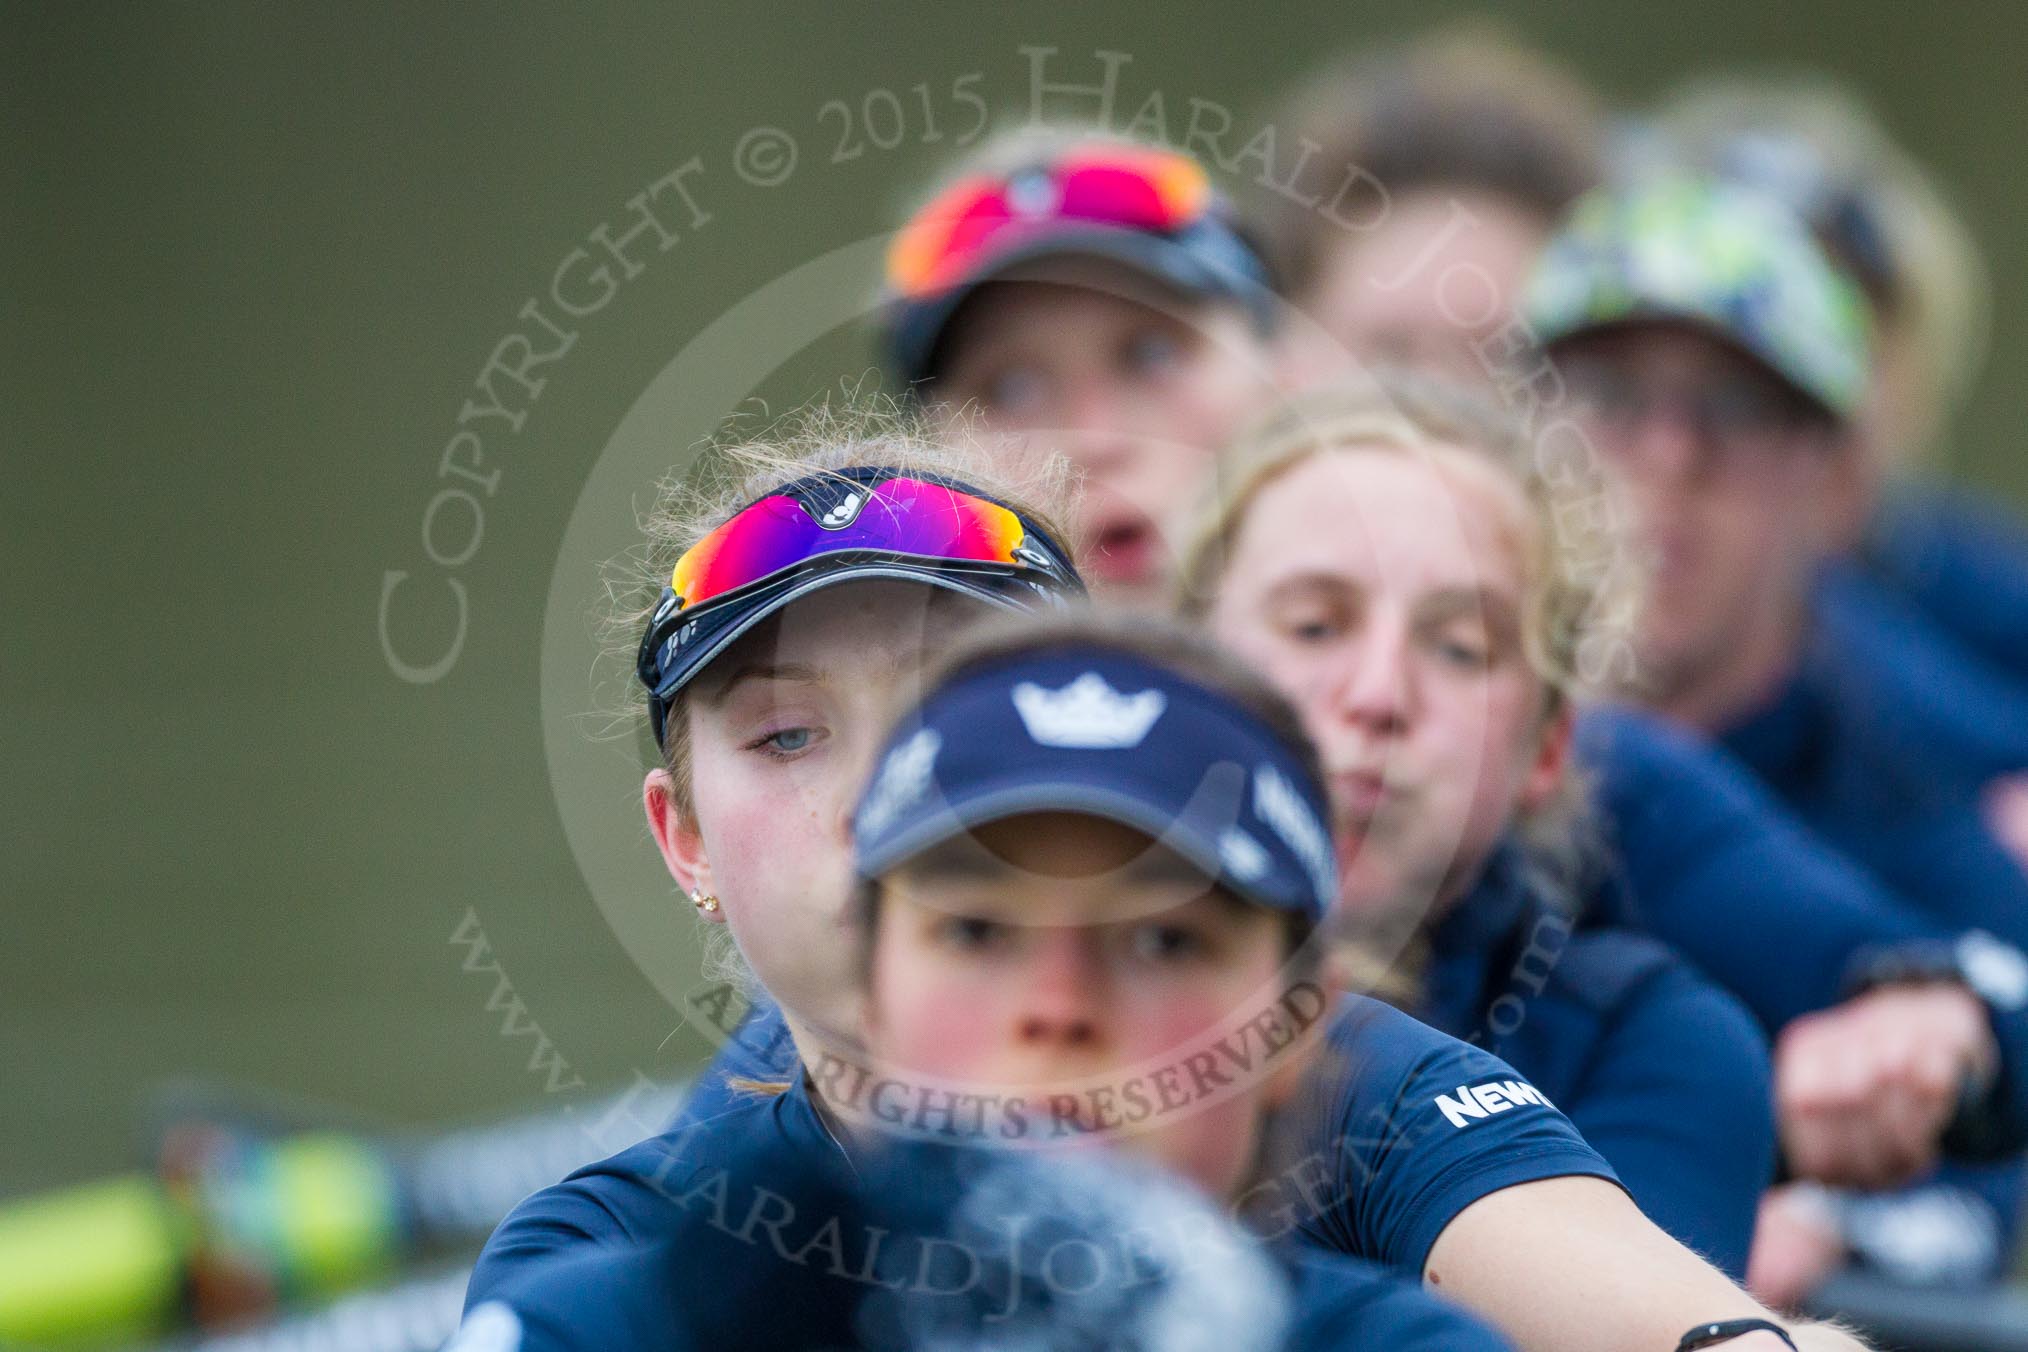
xmin=1424 ymin=1176 xmax=1869 ymax=1352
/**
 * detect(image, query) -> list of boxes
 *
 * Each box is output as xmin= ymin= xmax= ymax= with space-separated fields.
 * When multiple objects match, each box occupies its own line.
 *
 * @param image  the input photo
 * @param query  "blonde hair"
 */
xmin=1176 ymin=372 xmax=1642 ymax=905
xmin=600 ymin=397 xmax=1077 ymax=994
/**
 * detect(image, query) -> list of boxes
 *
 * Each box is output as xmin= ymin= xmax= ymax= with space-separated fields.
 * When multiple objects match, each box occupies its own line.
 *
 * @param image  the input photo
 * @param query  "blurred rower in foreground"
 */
xmin=467 ymin=402 xmax=1809 ymax=1352
xmin=461 ymin=614 xmax=1522 ymax=1351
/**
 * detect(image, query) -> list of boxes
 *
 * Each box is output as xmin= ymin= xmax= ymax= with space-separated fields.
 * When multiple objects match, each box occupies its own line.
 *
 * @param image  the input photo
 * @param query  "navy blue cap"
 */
xmin=853 ymin=645 xmax=1336 ymax=920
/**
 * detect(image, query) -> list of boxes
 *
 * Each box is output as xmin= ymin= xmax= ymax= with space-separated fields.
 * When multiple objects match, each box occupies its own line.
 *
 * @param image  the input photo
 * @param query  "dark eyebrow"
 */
xmin=696 ymin=663 xmax=822 ymax=707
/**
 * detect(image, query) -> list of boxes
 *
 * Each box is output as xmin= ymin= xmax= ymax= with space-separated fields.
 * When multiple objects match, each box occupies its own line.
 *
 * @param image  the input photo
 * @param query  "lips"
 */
xmin=1087 ymin=515 xmax=1157 ymax=585
xmin=1331 ymin=768 xmax=1415 ymax=821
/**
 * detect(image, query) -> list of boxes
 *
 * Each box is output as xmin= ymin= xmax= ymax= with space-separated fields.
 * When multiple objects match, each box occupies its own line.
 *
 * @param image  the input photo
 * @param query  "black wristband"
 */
xmin=1676 ymin=1318 xmax=1799 ymax=1351
xmin=1841 ymin=933 xmax=2023 ymax=1158
xmin=1842 ymin=932 xmax=2028 ymax=1013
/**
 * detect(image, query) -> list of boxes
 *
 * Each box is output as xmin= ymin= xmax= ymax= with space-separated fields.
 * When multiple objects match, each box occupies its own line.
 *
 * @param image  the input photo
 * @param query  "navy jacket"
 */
xmin=1718 ymin=564 xmax=2028 ymax=934
xmin=1585 ymin=569 xmax=2028 ymax=1282
xmin=459 ymin=1075 xmax=1518 ymax=1351
xmin=1577 ymin=704 xmax=2028 ymax=1156
xmin=470 ymin=995 xmax=1617 ymax=1309
xmin=1412 ymin=849 xmax=1774 ymax=1277
xmin=459 ymin=1241 xmax=1519 ymax=1352
xmin=1864 ymin=487 xmax=2028 ymax=688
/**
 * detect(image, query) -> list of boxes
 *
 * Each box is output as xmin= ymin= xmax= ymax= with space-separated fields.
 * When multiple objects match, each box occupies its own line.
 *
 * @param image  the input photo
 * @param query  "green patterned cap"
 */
xmin=1524 ymin=174 xmax=1871 ymax=418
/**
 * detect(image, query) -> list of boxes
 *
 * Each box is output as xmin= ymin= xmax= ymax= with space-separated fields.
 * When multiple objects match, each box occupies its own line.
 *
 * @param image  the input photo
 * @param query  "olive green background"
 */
xmin=6 ymin=2 xmax=2025 ymax=1198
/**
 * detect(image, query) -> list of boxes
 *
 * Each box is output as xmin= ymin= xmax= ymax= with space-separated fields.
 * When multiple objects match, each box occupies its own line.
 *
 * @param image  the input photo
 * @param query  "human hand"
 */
xmin=1775 ymin=983 xmax=1995 ymax=1187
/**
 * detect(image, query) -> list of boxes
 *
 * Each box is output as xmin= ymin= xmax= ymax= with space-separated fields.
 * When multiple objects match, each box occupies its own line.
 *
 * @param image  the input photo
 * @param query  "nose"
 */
xmin=1327 ymin=618 xmax=1413 ymax=735
xmin=1056 ymin=384 xmax=1139 ymax=473
xmin=828 ymin=744 xmax=875 ymax=850
xmin=1013 ymin=931 xmax=1103 ymax=1051
xmin=1621 ymin=404 xmax=1708 ymax=488
xmin=829 ymin=787 xmax=855 ymax=846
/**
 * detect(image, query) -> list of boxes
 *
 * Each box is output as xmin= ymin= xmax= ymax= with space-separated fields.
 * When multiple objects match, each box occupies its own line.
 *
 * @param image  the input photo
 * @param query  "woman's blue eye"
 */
xmin=761 ymin=727 xmax=813 ymax=753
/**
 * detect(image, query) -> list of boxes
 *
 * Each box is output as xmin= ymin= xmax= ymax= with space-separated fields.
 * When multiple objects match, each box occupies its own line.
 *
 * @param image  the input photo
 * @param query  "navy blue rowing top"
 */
xmin=459 ymin=1073 xmax=1518 ymax=1350
xmin=1576 ymin=704 xmax=2028 ymax=1157
xmin=1864 ymin=487 xmax=2028 ymax=688
xmin=459 ymin=1242 xmax=1520 ymax=1351
xmin=1411 ymin=848 xmax=1774 ymax=1277
xmin=1718 ymin=564 xmax=2028 ymax=936
xmin=468 ymin=995 xmax=1618 ymax=1310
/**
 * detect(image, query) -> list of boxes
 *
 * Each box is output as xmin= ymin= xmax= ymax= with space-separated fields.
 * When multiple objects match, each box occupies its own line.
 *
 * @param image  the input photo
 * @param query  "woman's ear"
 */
xmin=644 ymin=768 xmax=721 ymax=923
xmin=1519 ymin=703 xmax=1575 ymax=811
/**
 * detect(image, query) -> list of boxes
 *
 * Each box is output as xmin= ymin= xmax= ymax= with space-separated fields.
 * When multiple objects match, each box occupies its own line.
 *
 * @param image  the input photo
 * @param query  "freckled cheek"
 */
xmin=698 ymin=777 xmax=850 ymax=937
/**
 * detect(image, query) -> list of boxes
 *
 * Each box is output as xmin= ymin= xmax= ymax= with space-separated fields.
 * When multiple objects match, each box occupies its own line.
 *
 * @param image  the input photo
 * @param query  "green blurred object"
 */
xmin=1525 ymin=173 xmax=1873 ymax=415
xmin=162 ymin=1127 xmax=404 ymax=1321
xmin=0 ymin=1132 xmax=404 ymax=1347
xmin=0 ymin=1176 xmax=185 ymax=1346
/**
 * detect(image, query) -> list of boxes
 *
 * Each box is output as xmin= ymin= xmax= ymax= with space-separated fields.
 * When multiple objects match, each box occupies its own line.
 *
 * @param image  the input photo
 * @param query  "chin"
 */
xmin=1334 ymin=870 xmax=1426 ymax=938
xmin=1347 ymin=848 xmax=1456 ymax=924
xmin=1332 ymin=870 xmax=1394 ymax=915
xmin=1630 ymin=633 xmax=1710 ymax=705
xmin=1090 ymin=576 xmax=1172 ymax=614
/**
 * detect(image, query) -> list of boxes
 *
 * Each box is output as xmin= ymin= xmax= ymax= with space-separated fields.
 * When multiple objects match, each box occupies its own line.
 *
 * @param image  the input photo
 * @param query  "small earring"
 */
xmin=690 ymin=890 xmax=720 ymax=915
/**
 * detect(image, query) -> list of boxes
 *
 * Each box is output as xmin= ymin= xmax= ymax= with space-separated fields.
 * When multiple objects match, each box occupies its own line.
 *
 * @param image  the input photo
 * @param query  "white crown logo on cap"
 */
xmin=1216 ymin=827 xmax=1272 ymax=883
xmin=1011 ymin=672 xmax=1166 ymax=749
xmin=1253 ymin=764 xmax=1334 ymax=905
xmin=858 ymin=728 xmax=942 ymax=837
